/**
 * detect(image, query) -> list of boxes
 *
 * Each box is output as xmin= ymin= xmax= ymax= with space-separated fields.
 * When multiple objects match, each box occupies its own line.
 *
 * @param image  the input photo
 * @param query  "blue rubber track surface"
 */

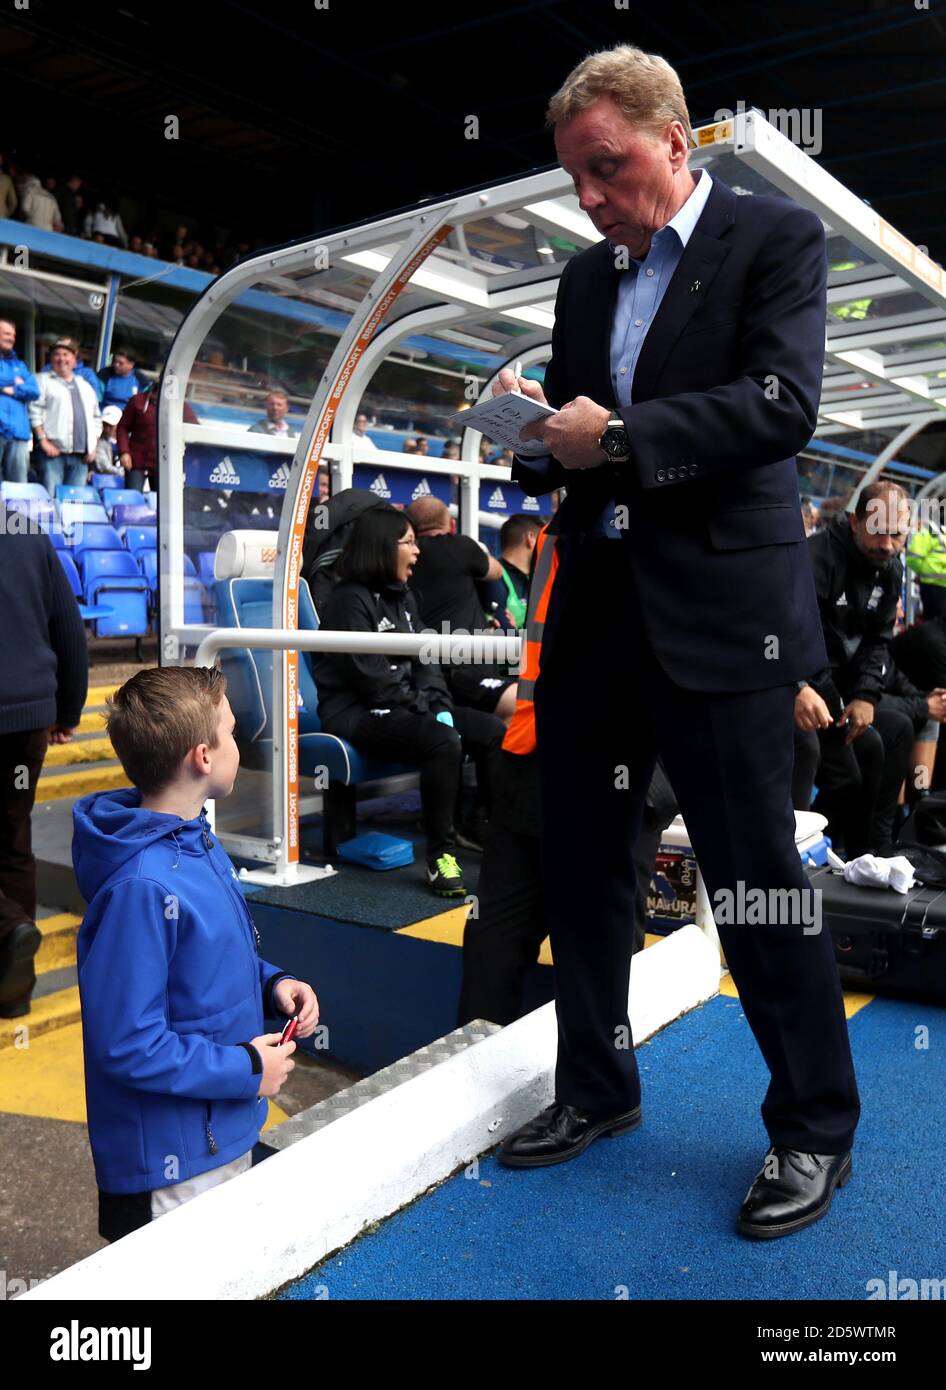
xmin=279 ymin=994 xmax=946 ymax=1300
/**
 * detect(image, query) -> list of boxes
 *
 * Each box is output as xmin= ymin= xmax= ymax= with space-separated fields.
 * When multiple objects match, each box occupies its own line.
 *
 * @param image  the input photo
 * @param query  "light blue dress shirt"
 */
xmin=525 ymin=168 xmax=714 ymax=537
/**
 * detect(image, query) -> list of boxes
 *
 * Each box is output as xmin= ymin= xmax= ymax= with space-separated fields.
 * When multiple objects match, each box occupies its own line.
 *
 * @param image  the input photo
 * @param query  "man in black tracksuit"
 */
xmin=797 ymin=484 xmax=911 ymax=857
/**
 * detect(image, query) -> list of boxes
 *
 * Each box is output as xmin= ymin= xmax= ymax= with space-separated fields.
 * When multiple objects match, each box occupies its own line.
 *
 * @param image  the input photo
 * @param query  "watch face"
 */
xmin=604 ymin=427 xmax=629 ymax=458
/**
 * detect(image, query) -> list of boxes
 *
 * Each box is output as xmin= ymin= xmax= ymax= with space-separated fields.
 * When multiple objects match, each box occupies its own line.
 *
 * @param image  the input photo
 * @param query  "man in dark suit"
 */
xmin=494 ymin=44 xmax=860 ymax=1238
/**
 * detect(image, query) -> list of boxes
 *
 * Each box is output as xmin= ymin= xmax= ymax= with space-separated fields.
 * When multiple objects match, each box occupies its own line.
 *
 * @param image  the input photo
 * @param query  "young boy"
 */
xmin=72 ymin=666 xmax=319 ymax=1243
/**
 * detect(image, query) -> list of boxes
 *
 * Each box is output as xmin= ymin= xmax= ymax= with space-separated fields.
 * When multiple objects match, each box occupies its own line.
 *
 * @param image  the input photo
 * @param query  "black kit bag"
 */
xmin=808 ymin=862 xmax=946 ymax=1002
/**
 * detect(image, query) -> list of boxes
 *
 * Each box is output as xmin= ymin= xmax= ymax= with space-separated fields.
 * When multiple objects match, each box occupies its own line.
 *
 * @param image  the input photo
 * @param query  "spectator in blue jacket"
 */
xmin=72 ymin=666 xmax=320 ymax=1243
xmin=101 ymin=347 xmax=143 ymax=412
xmin=0 ymin=319 xmax=40 ymax=483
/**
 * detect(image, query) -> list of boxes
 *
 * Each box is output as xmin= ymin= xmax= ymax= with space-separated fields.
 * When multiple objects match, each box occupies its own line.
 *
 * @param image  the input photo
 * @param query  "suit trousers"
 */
xmin=0 ymin=729 xmax=48 ymax=943
xmin=534 ymin=535 xmax=860 ymax=1154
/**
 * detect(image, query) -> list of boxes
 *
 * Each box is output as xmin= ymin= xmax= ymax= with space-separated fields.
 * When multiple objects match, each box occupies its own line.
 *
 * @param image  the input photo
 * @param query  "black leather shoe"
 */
xmin=737 ymin=1148 xmax=852 ymax=1239
xmin=497 ymin=1101 xmax=642 ymax=1169
xmin=0 ymin=920 xmax=41 ymax=1012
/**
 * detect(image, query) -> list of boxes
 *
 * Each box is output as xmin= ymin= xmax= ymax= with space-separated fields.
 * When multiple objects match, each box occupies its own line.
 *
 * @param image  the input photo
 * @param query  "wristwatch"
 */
xmin=599 ymin=416 xmax=631 ymax=463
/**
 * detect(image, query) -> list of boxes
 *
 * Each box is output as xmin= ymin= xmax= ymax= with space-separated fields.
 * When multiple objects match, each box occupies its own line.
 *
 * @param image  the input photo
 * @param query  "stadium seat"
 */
xmin=138 ymin=549 xmax=158 ymax=591
xmin=103 ymin=489 xmax=146 ymax=516
xmin=213 ymin=530 xmax=415 ymax=854
xmin=48 ymin=526 xmax=66 ymax=549
xmin=84 ymin=577 xmax=150 ymax=638
xmin=56 ymin=550 xmax=83 ymax=598
xmin=124 ymin=526 xmax=157 ymax=557
xmin=112 ymin=504 xmax=156 ymax=530
xmin=55 ymin=484 xmax=99 ymax=505
xmin=144 ymin=492 xmax=157 ymax=510
xmin=1 ymin=481 xmax=50 ymax=502
xmin=92 ymin=473 xmax=123 ymax=491
xmin=60 ymin=500 xmax=110 ymax=530
xmin=71 ymin=523 xmax=124 ymax=556
xmin=2 ymin=497 xmax=59 ymax=532
xmin=80 ymin=549 xmax=141 ymax=597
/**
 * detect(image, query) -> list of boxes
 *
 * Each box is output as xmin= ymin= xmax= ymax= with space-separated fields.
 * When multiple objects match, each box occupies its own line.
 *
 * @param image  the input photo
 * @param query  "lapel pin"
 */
xmin=690 ymin=279 xmax=701 ymax=292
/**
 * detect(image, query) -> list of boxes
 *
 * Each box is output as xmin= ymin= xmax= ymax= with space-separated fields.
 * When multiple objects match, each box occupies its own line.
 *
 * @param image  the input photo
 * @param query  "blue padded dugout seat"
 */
xmin=213 ymin=529 xmax=416 ymax=854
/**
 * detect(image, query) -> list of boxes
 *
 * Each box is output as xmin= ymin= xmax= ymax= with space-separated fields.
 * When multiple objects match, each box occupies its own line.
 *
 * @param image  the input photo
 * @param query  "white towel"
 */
xmin=842 ymin=853 xmax=916 ymax=895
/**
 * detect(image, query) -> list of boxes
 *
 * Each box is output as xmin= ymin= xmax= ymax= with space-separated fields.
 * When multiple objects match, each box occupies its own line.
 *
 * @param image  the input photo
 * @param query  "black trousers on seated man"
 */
xmin=535 ymin=536 xmax=860 ymax=1155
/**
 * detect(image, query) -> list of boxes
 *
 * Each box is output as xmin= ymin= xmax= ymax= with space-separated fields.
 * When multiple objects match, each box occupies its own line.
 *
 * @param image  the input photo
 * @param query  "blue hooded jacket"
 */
xmin=73 ymin=788 xmax=290 ymax=1195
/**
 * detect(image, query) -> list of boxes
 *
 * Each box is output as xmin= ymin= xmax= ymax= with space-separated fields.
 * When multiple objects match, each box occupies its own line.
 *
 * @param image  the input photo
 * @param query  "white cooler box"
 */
xmin=650 ymin=811 xmax=831 ymax=952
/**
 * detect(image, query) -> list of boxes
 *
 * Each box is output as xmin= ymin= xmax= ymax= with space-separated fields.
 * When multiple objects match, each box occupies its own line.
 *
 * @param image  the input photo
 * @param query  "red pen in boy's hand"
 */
xmin=278 ymin=1015 xmax=299 ymax=1046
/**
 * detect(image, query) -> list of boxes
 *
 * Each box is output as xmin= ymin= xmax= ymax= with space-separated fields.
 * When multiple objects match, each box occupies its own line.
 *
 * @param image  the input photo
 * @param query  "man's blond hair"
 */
xmin=546 ymin=44 xmax=692 ymax=146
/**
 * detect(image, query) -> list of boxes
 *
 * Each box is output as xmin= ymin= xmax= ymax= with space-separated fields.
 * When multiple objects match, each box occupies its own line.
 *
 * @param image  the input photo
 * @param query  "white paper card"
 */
xmin=446 ymin=391 xmax=557 ymax=458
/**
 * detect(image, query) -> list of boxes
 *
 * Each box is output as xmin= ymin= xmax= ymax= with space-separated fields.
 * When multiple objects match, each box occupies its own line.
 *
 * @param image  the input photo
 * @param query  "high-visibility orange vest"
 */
xmin=503 ymin=524 xmax=558 ymax=756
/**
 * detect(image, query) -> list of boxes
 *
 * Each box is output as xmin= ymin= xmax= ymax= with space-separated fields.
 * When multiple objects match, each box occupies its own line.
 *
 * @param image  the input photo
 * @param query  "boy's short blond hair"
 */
xmin=106 ymin=667 xmax=228 ymax=794
xmin=546 ymin=44 xmax=692 ymax=146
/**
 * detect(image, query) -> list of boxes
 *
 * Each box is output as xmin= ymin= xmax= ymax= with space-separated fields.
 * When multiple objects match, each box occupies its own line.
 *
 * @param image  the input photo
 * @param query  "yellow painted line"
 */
xmin=396 ymin=904 xmax=471 ymax=946
xmin=720 ymin=970 xmax=873 ymax=1018
xmin=0 ymin=1018 xmax=290 ymax=1129
xmin=44 ymin=735 xmax=114 ymax=768
xmin=396 ymin=912 xmax=662 ymax=967
xmin=0 ymin=986 xmax=82 ymax=1051
xmin=85 ymin=684 xmax=118 ymax=707
xmin=36 ymin=765 xmax=131 ymax=803
xmin=76 ymin=708 xmax=109 ymax=734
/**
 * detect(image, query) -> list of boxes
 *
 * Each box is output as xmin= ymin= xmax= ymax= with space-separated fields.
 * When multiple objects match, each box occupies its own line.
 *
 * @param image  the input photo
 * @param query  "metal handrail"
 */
xmin=194 ymin=626 xmax=521 ymax=668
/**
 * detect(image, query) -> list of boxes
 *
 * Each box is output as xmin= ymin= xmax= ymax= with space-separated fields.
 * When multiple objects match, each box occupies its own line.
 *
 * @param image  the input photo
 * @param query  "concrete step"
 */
xmin=0 ymin=985 xmax=81 ymax=1051
xmin=36 ymin=913 xmax=81 ymax=974
xmin=85 ymin=684 xmax=118 ymax=708
xmin=75 ymin=709 xmax=108 ymax=734
xmin=44 ymin=735 xmax=115 ymax=768
xmin=36 ymin=762 xmax=130 ymax=803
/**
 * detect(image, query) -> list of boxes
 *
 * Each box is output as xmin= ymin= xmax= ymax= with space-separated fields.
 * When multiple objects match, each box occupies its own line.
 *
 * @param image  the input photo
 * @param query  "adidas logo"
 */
xmin=488 ymin=486 xmax=506 ymax=509
xmin=268 ymin=462 xmax=292 ymax=490
xmin=209 ymin=456 xmax=241 ymax=486
xmin=522 ymin=494 xmax=540 ymax=512
xmin=370 ymin=473 xmax=392 ymax=499
xmin=411 ymin=477 xmax=432 ymax=501
xmin=836 ymin=591 xmax=848 ymax=607
xmin=377 ymin=616 xmax=396 ymax=632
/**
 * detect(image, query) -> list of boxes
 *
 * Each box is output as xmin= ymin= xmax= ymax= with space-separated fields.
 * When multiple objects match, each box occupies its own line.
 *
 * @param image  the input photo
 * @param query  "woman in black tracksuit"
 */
xmin=313 ymin=507 xmax=504 ymax=898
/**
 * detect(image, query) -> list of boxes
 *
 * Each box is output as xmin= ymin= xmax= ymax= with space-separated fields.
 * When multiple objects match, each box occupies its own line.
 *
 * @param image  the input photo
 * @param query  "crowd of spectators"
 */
xmin=0 ymin=152 xmax=257 ymax=274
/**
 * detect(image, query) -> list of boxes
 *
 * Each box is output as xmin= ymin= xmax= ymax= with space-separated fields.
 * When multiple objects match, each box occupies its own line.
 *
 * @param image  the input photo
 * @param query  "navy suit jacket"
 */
xmin=513 ymin=175 xmax=829 ymax=694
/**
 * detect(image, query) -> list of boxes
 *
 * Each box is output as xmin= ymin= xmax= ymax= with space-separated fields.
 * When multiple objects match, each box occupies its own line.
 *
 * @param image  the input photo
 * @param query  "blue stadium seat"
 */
xmin=92 ymin=473 xmax=123 ymax=491
xmin=112 ymin=504 xmax=155 ymax=529
xmin=56 ymin=550 xmax=83 ymax=597
xmin=124 ymin=526 xmax=157 ymax=557
xmin=138 ymin=549 xmax=158 ymax=590
xmin=71 ymin=523 xmax=124 ymax=556
xmin=182 ymin=553 xmax=198 ymax=578
xmin=214 ymin=565 xmax=414 ymax=853
xmin=55 ymin=484 xmax=99 ymax=505
xmin=1 ymin=481 xmax=50 ymax=502
xmin=2 ymin=497 xmax=59 ymax=532
xmin=84 ymin=577 xmax=150 ymax=637
xmin=198 ymin=551 xmax=216 ymax=586
xmin=144 ymin=492 xmax=157 ymax=510
xmin=103 ymin=489 xmax=146 ymax=516
xmin=80 ymin=549 xmax=141 ymax=597
xmin=60 ymin=500 xmax=110 ymax=530
xmin=48 ymin=526 xmax=66 ymax=549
